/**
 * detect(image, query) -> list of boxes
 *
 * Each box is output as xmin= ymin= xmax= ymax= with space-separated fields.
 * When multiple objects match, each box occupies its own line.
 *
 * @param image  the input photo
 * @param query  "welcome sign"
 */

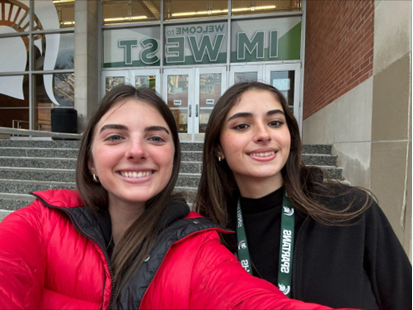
xmin=103 ymin=16 xmax=301 ymax=67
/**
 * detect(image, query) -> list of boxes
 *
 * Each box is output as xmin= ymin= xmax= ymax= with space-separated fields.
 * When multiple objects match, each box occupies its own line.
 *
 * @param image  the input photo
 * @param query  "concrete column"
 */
xmin=371 ymin=0 xmax=412 ymax=259
xmin=74 ymin=0 xmax=99 ymax=132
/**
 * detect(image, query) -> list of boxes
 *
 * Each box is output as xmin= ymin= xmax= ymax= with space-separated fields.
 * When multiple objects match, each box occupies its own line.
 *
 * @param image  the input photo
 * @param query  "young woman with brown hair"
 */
xmin=195 ymin=81 xmax=412 ymax=309
xmin=0 ymin=85 xmax=336 ymax=309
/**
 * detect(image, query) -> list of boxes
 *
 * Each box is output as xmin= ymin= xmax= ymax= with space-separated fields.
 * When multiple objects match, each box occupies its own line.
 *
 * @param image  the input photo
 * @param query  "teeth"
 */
xmin=120 ymin=171 xmax=153 ymax=178
xmin=249 ymin=151 xmax=276 ymax=157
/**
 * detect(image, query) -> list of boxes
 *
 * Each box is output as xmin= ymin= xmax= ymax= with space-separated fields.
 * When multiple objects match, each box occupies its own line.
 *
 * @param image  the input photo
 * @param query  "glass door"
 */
xmin=229 ymin=65 xmax=263 ymax=86
xmin=265 ymin=64 xmax=301 ymax=128
xmin=163 ymin=69 xmax=194 ymax=142
xmin=131 ymin=69 xmax=160 ymax=94
xmin=194 ymin=67 xmax=226 ymax=141
xmin=102 ymin=70 xmax=131 ymax=96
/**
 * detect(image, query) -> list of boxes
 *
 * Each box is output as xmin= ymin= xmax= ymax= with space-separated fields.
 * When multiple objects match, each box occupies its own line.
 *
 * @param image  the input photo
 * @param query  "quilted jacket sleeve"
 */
xmin=190 ymin=230 xmax=332 ymax=310
xmin=0 ymin=201 xmax=47 ymax=309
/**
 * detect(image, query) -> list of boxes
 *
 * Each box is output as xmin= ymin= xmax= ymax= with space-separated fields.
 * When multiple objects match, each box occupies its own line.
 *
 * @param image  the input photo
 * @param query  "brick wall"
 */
xmin=303 ymin=0 xmax=374 ymax=119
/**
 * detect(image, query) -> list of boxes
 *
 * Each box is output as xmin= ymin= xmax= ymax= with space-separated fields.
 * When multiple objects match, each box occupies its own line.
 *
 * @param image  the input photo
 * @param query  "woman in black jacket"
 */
xmin=195 ymin=81 xmax=412 ymax=309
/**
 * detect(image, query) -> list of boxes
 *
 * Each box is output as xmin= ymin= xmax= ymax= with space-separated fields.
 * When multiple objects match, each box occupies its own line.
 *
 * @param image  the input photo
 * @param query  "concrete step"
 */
xmin=0 ymin=140 xmax=80 ymax=149
xmin=180 ymin=142 xmax=204 ymax=152
xmin=0 ymin=179 xmax=76 ymax=195
xmin=0 ymin=157 xmax=77 ymax=169
xmin=312 ymin=166 xmax=343 ymax=180
xmin=0 ymin=193 xmax=35 ymax=211
xmin=182 ymin=151 xmax=202 ymax=162
xmin=302 ymin=154 xmax=337 ymax=166
xmin=0 ymin=167 xmax=75 ymax=182
xmin=302 ymin=144 xmax=332 ymax=155
xmin=0 ymin=147 xmax=79 ymax=158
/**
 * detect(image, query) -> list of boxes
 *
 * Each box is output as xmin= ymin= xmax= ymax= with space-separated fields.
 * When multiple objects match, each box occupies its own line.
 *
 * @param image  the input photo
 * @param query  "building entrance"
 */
xmin=102 ymin=63 xmax=301 ymax=142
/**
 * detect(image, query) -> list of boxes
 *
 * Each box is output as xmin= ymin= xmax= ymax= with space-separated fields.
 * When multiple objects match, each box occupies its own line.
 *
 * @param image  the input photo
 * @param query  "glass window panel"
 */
xmin=0 ymin=36 xmax=29 ymax=72
xmin=199 ymin=109 xmax=213 ymax=133
xmin=167 ymin=74 xmax=188 ymax=133
xmin=0 ymin=0 xmax=31 ymax=33
xmin=135 ymin=75 xmax=156 ymax=89
xmin=270 ymin=70 xmax=295 ymax=106
xmin=0 ymin=108 xmax=30 ymax=129
xmin=234 ymin=72 xmax=258 ymax=83
xmin=33 ymin=0 xmax=75 ymax=30
xmin=106 ymin=76 xmax=125 ymax=93
xmin=165 ymin=0 xmax=228 ymax=20
xmin=0 ymin=75 xmax=29 ymax=109
xmin=103 ymin=27 xmax=160 ymax=68
xmin=199 ymin=73 xmax=221 ymax=133
xmin=232 ymin=0 xmax=301 ymax=16
xmin=103 ymin=0 xmax=161 ymax=25
xmin=53 ymin=33 xmax=75 ymax=70
xmin=34 ymin=73 xmax=75 ymax=131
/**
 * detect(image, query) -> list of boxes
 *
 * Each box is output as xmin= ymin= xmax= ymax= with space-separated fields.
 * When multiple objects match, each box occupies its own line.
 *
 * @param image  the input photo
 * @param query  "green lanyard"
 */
xmin=236 ymin=189 xmax=295 ymax=297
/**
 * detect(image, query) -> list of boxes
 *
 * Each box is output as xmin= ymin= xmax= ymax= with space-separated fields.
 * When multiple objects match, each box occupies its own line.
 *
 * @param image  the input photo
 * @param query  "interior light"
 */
xmin=61 ymin=21 xmax=75 ymax=25
xmin=53 ymin=0 xmax=75 ymax=3
xmin=172 ymin=5 xmax=276 ymax=17
xmin=104 ymin=16 xmax=147 ymax=22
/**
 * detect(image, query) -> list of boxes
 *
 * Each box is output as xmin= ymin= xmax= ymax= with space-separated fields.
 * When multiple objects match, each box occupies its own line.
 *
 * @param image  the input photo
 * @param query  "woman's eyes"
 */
xmin=232 ymin=120 xmax=284 ymax=130
xmin=269 ymin=120 xmax=284 ymax=127
xmin=104 ymin=135 xmax=123 ymax=142
xmin=148 ymin=136 xmax=165 ymax=143
xmin=233 ymin=123 xmax=249 ymax=130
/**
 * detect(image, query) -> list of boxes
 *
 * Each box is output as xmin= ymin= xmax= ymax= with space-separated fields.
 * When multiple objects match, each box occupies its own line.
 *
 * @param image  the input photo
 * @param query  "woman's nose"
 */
xmin=253 ymin=123 xmax=271 ymax=143
xmin=125 ymin=139 xmax=148 ymax=160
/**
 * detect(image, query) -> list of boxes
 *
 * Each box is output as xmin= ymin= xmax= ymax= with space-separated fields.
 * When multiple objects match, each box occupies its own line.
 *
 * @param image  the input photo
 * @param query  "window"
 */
xmin=0 ymin=0 xmax=75 ymax=131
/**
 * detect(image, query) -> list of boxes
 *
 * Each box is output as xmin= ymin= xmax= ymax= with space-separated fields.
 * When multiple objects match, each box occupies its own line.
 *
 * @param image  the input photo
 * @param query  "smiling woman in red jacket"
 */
xmin=0 ymin=85 xmax=335 ymax=309
xmin=195 ymin=81 xmax=412 ymax=310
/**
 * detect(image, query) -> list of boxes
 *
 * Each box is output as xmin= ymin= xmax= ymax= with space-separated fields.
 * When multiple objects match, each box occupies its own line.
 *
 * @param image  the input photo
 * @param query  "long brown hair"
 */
xmin=76 ymin=84 xmax=182 ymax=301
xmin=195 ymin=82 xmax=373 ymax=228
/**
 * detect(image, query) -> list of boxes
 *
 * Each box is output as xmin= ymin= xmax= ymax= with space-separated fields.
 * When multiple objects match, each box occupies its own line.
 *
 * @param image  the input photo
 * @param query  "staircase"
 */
xmin=0 ymin=140 xmax=343 ymax=221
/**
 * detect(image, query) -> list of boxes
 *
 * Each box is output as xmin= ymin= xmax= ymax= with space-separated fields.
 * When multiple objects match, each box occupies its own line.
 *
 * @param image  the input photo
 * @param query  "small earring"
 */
xmin=218 ymin=156 xmax=222 ymax=162
xmin=92 ymin=174 xmax=100 ymax=183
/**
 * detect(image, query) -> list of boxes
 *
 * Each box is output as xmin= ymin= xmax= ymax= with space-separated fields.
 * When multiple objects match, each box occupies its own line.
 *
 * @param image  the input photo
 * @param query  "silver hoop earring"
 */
xmin=92 ymin=174 xmax=100 ymax=183
xmin=218 ymin=156 xmax=222 ymax=162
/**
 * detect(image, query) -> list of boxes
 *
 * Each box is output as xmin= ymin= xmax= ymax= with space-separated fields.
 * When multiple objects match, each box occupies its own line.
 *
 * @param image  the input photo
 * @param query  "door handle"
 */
xmin=196 ymin=104 xmax=199 ymax=117
xmin=189 ymin=104 xmax=192 ymax=118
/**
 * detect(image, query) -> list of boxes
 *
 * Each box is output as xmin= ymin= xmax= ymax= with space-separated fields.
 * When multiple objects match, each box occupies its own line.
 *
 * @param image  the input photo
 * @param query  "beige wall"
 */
xmin=74 ymin=0 xmax=99 ymax=132
xmin=371 ymin=0 xmax=411 ymax=259
xmin=303 ymin=0 xmax=412 ymax=258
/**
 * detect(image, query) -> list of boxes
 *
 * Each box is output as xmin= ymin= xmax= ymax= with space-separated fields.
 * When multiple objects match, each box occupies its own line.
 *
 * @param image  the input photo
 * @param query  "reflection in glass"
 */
xmin=33 ymin=74 xmax=75 ymax=131
xmin=199 ymin=73 xmax=221 ymax=133
xmin=34 ymin=0 xmax=75 ymax=29
xmin=103 ymin=0 xmax=161 ymax=25
xmin=135 ymin=76 xmax=156 ymax=89
xmin=0 ymin=74 xmax=29 ymax=128
xmin=232 ymin=0 xmax=301 ymax=16
xmin=270 ymin=70 xmax=295 ymax=107
xmin=106 ymin=76 xmax=125 ymax=93
xmin=165 ymin=0 xmax=228 ymax=20
xmin=167 ymin=75 xmax=188 ymax=133
xmin=234 ymin=72 xmax=258 ymax=83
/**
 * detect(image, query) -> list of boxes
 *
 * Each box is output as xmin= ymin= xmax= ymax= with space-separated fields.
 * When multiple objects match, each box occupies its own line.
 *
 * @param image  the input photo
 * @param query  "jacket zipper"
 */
xmin=33 ymin=195 xmax=115 ymax=308
xmin=139 ymin=226 xmax=229 ymax=309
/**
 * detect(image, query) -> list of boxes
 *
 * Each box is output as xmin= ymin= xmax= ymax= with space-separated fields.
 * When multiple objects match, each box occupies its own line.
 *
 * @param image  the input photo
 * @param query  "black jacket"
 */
xmin=224 ymin=188 xmax=412 ymax=309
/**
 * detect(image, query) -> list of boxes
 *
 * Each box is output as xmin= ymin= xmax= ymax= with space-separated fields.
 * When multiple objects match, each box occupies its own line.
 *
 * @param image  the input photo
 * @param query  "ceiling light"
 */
xmin=104 ymin=16 xmax=147 ymax=22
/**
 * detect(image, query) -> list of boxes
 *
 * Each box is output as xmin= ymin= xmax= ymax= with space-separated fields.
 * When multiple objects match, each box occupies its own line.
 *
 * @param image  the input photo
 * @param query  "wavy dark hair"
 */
xmin=76 ymin=84 xmax=182 ymax=302
xmin=195 ymin=82 xmax=374 ymax=228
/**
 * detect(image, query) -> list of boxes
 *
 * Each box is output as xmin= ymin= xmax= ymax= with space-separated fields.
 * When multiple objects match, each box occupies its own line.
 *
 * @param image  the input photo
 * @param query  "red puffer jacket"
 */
xmin=0 ymin=189 xmax=332 ymax=309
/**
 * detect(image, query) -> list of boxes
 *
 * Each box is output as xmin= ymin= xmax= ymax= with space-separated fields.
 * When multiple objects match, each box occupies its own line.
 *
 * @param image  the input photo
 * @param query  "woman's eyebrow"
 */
xmin=145 ymin=126 xmax=170 ymax=135
xmin=227 ymin=112 xmax=252 ymax=122
xmin=267 ymin=109 xmax=285 ymax=116
xmin=100 ymin=124 xmax=128 ymax=133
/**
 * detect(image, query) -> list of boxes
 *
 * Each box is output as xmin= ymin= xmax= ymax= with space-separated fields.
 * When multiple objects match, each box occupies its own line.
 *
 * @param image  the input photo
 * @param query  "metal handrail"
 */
xmin=0 ymin=127 xmax=82 ymax=139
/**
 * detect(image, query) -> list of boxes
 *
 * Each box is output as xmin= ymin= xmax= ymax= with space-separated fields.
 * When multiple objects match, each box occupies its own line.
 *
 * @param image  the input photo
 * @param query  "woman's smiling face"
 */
xmin=218 ymin=89 xmax=291 ymax=198
xmin=88 ymin=98 xmax=175 ymax=210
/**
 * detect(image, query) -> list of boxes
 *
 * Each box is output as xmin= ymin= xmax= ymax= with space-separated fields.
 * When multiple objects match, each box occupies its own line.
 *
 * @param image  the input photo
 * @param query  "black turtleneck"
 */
xmin=240 ymin=187 xmax=305 ymax=285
